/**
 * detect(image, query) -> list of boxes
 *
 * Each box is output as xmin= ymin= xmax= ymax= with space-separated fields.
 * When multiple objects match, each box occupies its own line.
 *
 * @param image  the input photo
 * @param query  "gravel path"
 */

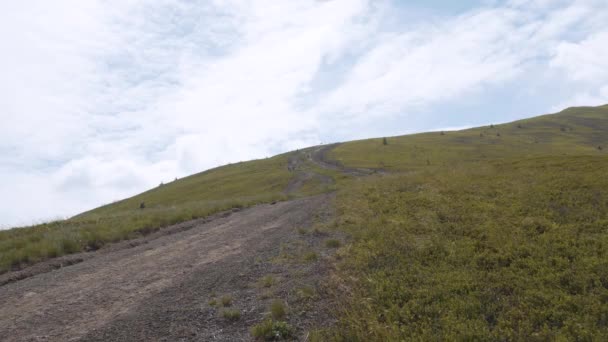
xmin=0 ymin=195 xmax=336 ymax=341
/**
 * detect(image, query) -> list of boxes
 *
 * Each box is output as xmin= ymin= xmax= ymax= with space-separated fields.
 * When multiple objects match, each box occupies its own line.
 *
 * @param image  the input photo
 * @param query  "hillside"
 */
xmin=0 ymin=150 xmax=342 ymax=273
xmin=1 ymin=105 xmax=608 ymax=341
xmin=330 ymin=105 xmax=608 ymax=170
xmin=324 ymin=105 xmax=608 ymax=340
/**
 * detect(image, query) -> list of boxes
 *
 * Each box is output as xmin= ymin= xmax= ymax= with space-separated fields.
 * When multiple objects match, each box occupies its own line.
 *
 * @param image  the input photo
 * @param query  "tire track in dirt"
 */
xmin=283 ymin=143 xmax=384 ymax=195
xmin=0 ymin=195 xmax=335 ymax=341
xmin=308 ymin=144 xmax=385 ymax=176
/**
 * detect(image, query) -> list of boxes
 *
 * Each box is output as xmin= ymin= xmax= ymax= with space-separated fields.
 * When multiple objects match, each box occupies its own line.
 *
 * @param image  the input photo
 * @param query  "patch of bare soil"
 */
xmin=0 ymin=194 xmax=341 ymax=341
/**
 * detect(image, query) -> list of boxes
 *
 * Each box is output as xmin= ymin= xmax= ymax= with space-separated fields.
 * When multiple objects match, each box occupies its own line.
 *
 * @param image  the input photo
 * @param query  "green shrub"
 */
xmin=302 ymin=251 xmax=318 ymax=262
xmin=270 ymin=299 xmax=287 ymax=320
xmin=221 ymin=308 xmax=241 ymax=321
xmin=258 ymin=275 xmax=276 ymax=288
xmin=324 ymin=239 xmax=341 ymax=248
xmin=251 ymin=319 xmax=293 ymax=341
xmin=220 ymin=295 xmax=233 ymax=307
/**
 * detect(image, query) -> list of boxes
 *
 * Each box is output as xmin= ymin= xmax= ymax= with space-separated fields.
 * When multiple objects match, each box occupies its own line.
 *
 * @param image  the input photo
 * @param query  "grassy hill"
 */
xmin=0 ymin=152 xmax=337 ymax=273
xmin=329 ymin=105 xmax=608 ymax=170
xmin=329 ymin=155 xmax=608 ymax=340
xmin=1 ymin=104 xmax=608 ymax=339
xmin=322 ymin=105 xmax=608 ymax=340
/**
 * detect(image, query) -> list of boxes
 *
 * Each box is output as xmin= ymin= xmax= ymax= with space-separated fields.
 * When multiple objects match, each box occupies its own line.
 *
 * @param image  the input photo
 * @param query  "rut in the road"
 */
xmin=0 ymin=194 xmax=338 ymax=342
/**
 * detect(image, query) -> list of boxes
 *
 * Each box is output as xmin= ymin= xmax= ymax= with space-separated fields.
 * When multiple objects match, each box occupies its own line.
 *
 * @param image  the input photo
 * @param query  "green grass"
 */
xmin=258 ymin=275 xmax=277 ymax=288
xmin=251 ymin=319 xmax=294 ymax=341
xmin=330 ymin=105 xmax=608 ymax=171
xmin=220 ymin=294 xmax=233 ymax=307
xmin=321 ymin=105 xmax=608 ymax=340
xmin=79 ymin=154 xmax=293 ymax=217
xmin=330 ymin=156 xmax=608 ymax=340
xmin=220 ymin=308 xmax=241 ymax=321
xmin=302 ymin=251 xmax=318 ymax=263
xmin=270 ymin=299 xmax=287 ymax=320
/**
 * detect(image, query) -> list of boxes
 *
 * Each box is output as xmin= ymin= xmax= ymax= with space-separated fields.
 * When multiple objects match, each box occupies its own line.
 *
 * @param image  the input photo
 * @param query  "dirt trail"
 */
xmin=0 ymin=195 xmax=337 ymax=341
xmin=308 ymin=144 xmax=384 ymax=176
xmin=283 ymin=143 xmax=383 ymax=195
xmin=283 ymin=151 xmax=333 ymax=195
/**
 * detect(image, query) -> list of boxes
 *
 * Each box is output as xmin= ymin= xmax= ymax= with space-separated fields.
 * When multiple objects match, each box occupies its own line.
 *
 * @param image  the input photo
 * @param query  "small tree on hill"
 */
xmin=383 ymin=137 xmax=388 ymax=145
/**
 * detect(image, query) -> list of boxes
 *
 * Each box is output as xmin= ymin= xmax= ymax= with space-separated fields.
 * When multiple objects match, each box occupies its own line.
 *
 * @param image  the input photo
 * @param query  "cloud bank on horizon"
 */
xmin=1 ymin=0 xmax=607 ymax=227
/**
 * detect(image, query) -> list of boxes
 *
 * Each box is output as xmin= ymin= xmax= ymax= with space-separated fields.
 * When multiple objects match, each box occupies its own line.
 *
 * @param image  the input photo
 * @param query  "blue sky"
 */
xmin=1 ymin=0 xmax=607 ymax=227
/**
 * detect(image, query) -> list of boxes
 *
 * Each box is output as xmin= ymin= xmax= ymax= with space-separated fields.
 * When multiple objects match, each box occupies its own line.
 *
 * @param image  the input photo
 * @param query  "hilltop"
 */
xmin=1 ymin=105 xmax=607 ymax=341
xmin=331 ymin=104 xmax=608 ymax=170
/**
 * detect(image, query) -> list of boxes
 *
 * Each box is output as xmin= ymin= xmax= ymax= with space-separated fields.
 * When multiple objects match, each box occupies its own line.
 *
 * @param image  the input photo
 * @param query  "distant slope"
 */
xmin=330 ymin=105 xmax=608 ymax=170
xmin=0 ymin=151 xmax=336 ymax=273
xmin=77 ymin=154 xmax=292 ymax=219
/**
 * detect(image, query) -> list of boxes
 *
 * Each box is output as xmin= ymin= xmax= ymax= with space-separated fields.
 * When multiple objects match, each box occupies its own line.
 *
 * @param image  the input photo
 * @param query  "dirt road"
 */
xmin=308 ymin=144 xmax=382 ymax=176
xmin=0 ymin=195 xmax=336 ymax=341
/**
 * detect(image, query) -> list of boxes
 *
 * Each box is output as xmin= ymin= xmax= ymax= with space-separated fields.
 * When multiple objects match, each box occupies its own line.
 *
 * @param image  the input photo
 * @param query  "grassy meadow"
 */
xmin=322 ymin=105 xmax=608 ymax=340
xmin=329 ymin=156 xmax=608 ymax=340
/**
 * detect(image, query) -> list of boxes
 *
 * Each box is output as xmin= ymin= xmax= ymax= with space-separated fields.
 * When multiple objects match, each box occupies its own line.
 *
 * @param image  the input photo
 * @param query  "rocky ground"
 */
xmin=0 ymin=194 xmax=345 ymax=341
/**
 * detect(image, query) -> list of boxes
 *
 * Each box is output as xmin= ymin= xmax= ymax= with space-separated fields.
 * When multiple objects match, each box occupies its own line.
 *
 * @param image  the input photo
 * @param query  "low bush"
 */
xmin=251 ymin=319 xmax=293 ymax=341
xmin=220 ymin=308 xmax=241 ymax=321
xmin=258 ymin=275 xmax=276 ymax=288
xmin=270 ymin=299 xmax=287 ymax=320
xmin=220 ymin=295 xmax=233 ymax=307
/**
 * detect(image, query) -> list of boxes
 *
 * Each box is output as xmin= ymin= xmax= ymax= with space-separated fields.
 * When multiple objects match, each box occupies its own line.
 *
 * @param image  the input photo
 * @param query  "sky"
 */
xmin=1 ymin=0 xmax=607 ymax=227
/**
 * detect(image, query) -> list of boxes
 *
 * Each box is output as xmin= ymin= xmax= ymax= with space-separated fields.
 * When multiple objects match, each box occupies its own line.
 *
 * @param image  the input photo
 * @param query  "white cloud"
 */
xmin=549 ymin=24 xmax=608 ymax=109
xmin=1 ymin=0 xmax=608 ymax=226
xmin=551 ymin=31 xmax=608 ymax=82
xmin=318 ymin=0 xmax=608 ymax=124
